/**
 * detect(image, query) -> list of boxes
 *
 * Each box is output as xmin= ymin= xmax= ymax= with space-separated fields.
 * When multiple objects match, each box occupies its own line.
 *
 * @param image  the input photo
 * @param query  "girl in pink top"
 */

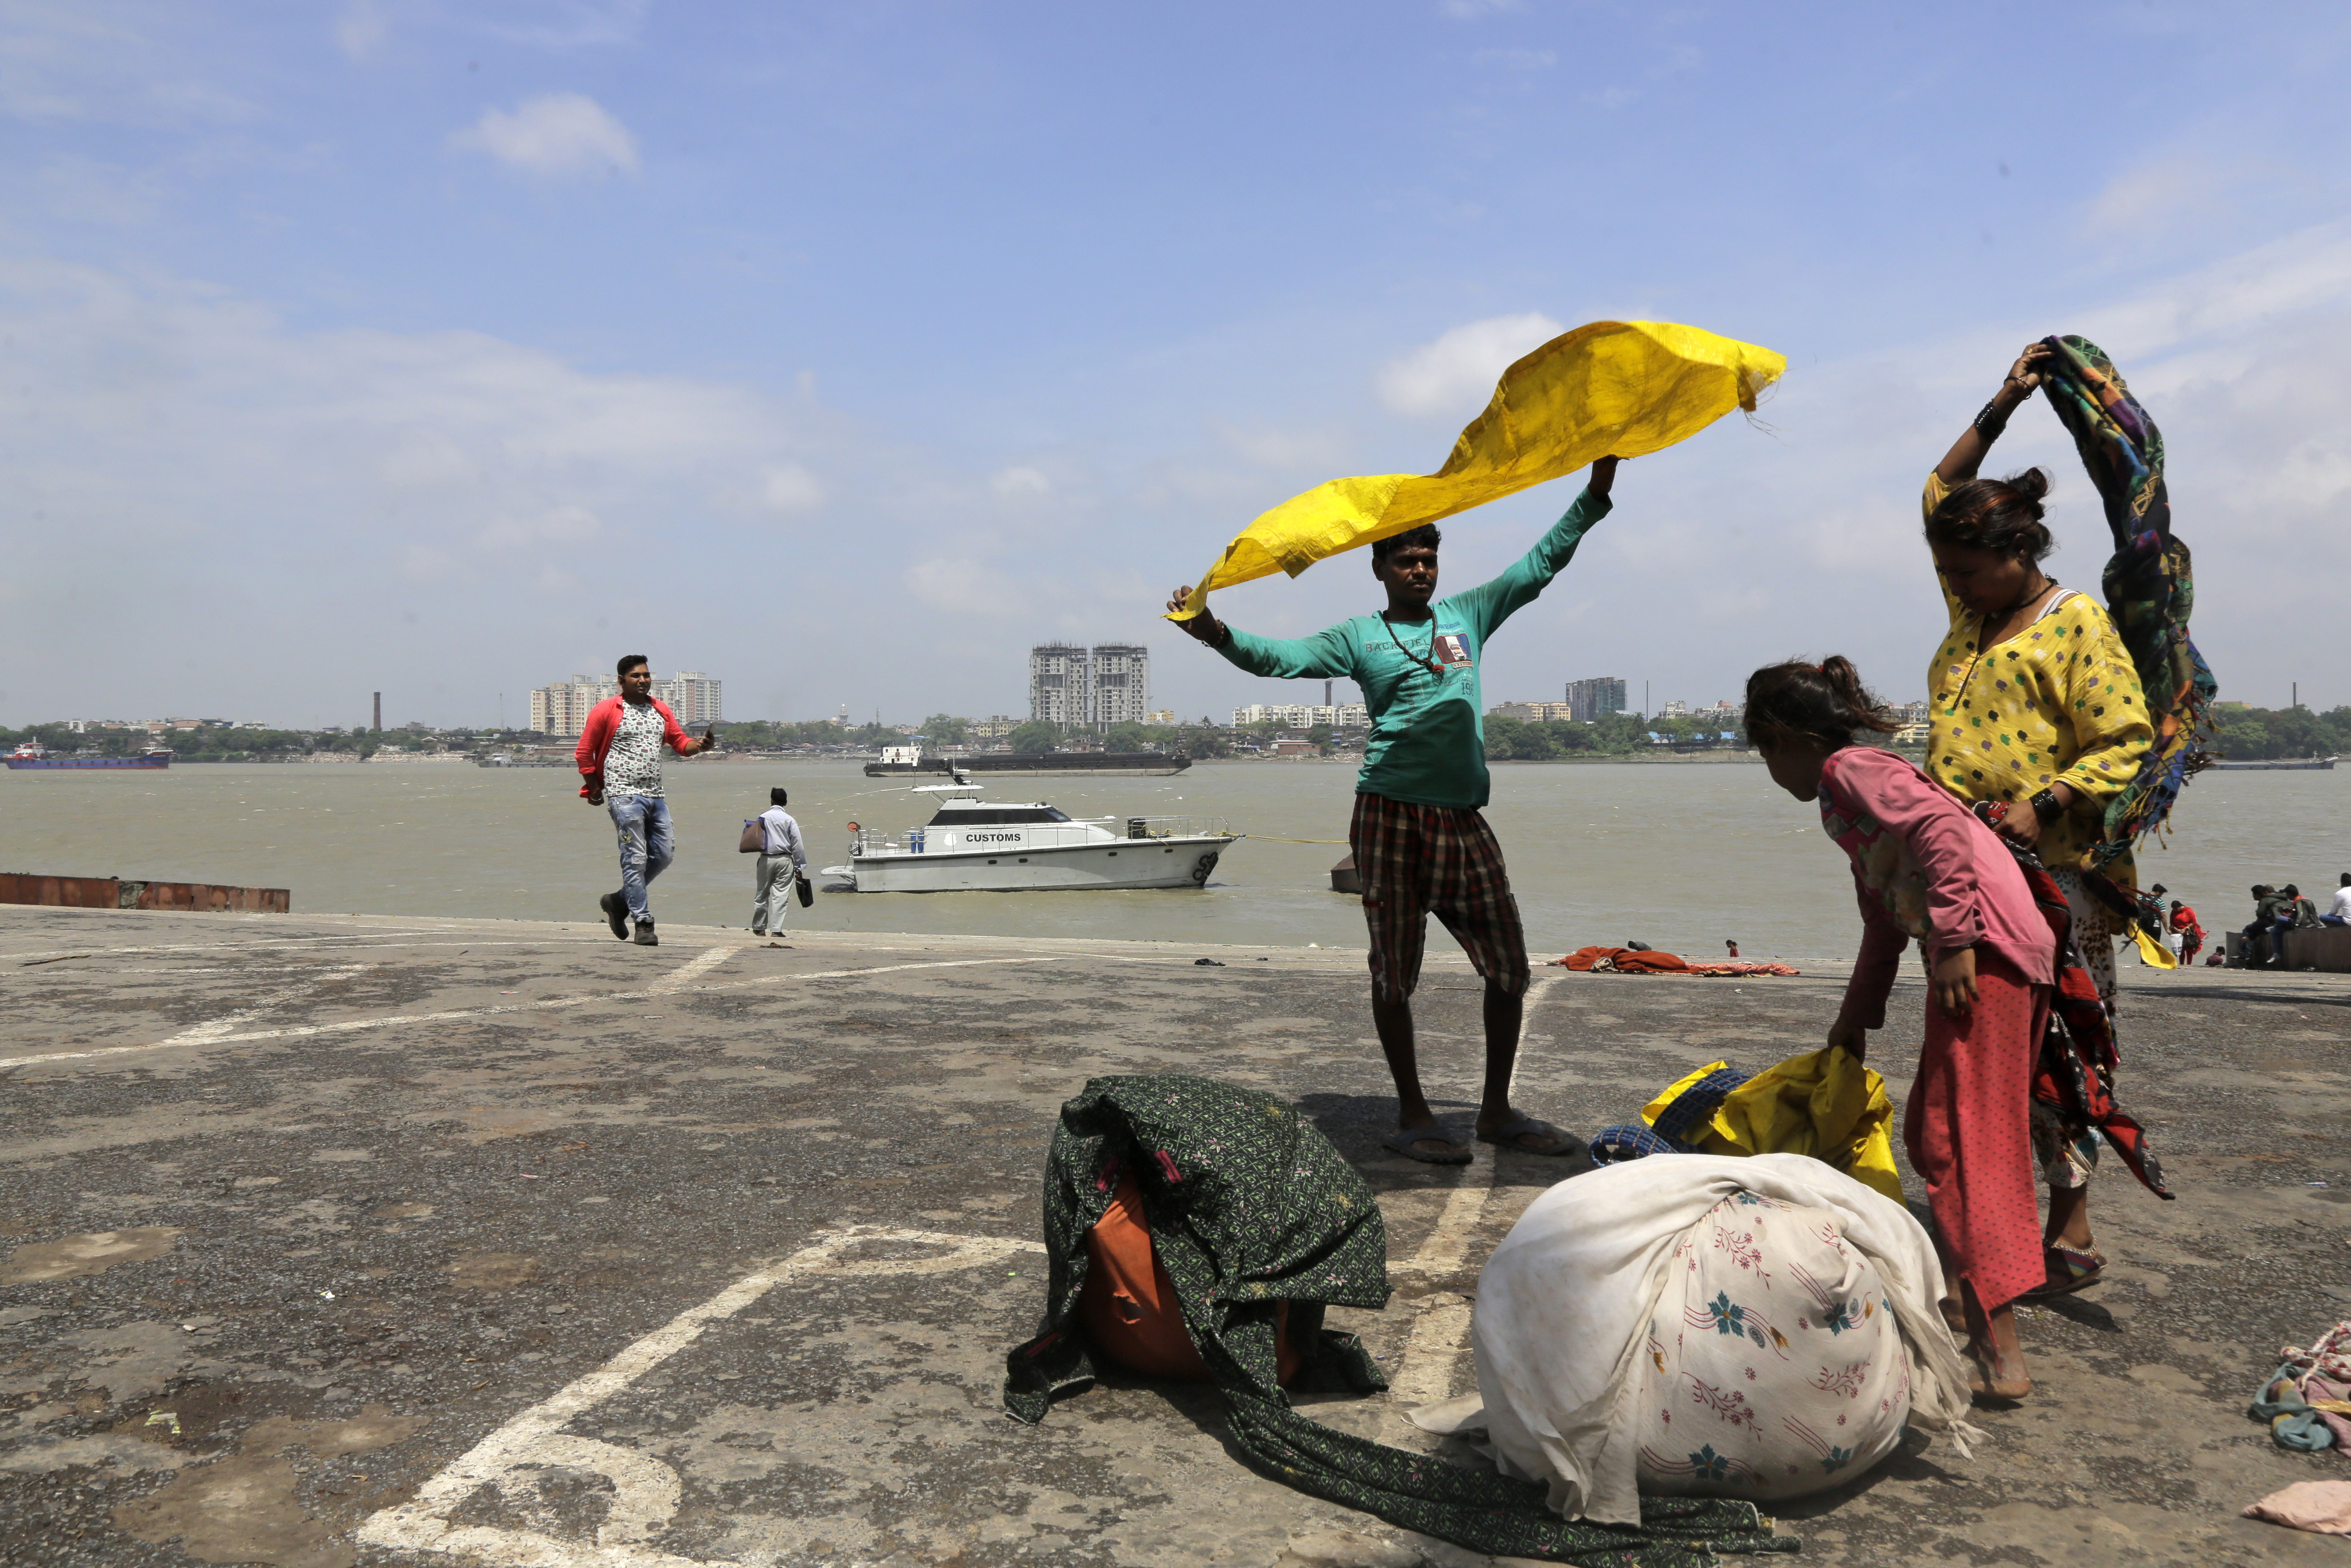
xmin=1746 ymin=656 xmax=2055 ymax=1403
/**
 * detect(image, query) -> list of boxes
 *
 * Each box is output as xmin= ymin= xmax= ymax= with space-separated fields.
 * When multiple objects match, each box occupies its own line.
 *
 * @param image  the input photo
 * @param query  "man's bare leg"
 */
xmin=1474 ymin=979 xmax=1523 ymax=1130
xmin=1471 ymin=980 xmax=1574 ymax=1152
xmin=1371 ymin=988 xmax=1459 ymax=1157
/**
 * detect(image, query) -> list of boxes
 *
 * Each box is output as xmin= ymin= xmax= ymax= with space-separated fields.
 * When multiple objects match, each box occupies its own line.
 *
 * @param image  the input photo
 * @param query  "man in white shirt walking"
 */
xmin=752 ymin=787 xmax=806 ymax=938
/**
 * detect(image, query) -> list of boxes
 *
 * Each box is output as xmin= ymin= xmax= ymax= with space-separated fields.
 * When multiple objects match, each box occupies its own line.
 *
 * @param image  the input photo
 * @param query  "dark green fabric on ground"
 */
xmin=1002 ymin=1074 xmax=1801 ymax=1566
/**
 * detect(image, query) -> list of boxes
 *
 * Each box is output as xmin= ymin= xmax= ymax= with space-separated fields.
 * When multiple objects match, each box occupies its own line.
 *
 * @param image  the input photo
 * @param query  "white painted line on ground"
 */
xmin=646 ymin=946 xmax=735 ymax=994
xmin=162 ymin=964 xmax=373 ymax=1046
xmin=358 ymin=1225 xmax=1043 ymax=1568
xmin=0 ymin=957 xmax=1056 ymax=1071
xmin=1380 ymin=975 xmax=1563 ymax=1440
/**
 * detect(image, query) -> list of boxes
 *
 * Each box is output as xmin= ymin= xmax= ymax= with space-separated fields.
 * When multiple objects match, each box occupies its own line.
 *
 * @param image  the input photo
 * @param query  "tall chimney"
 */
xmin=373 ymin=692 xmax=382 ymax=732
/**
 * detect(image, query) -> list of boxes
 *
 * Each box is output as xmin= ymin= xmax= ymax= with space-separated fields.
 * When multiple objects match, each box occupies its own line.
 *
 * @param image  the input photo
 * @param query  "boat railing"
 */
xmin=852 ymin=827 xmax=906 ymax=855
xmin=1124 ymin=814 xmax=1231 ymax=841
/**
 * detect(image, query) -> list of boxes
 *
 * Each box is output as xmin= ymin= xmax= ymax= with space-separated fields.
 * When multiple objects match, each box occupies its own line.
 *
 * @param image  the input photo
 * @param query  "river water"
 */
xmin=5 ymin=758 xmax=2343 ymax=965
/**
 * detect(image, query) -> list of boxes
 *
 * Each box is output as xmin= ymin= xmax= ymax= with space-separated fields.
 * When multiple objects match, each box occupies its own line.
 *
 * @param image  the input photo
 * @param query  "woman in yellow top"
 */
xmin=1921 ymin=341 xmax=2152 ymax=1301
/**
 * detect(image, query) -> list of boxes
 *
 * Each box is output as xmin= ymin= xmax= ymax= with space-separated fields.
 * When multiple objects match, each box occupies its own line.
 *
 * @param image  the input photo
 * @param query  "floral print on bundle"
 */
xmin=1634 ymin=1191 xmax=1915 ymax=1501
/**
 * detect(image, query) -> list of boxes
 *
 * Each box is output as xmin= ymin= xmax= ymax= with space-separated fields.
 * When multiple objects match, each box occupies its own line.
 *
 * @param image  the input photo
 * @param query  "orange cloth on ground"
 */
xmin=1079 ymin=1168 xmax=1296 ymax=1384
xmin=1558 ymin=945 xmax=1693 ymax=973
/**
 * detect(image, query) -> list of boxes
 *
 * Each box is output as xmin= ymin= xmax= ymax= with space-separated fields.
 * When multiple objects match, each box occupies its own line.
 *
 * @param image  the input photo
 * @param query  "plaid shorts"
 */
xmin=1349 ymin=791 xmax=1529 ymax=1001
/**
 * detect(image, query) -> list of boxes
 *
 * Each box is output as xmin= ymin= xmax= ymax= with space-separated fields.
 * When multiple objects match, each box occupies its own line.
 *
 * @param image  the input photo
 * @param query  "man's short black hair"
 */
xmin=1371 ymin=524 xmax=1442 ymax=564
xmin=770 ymin=787 xmax=788 ymax=807
xmin=617 ymin=654 xmax=650 ymax=679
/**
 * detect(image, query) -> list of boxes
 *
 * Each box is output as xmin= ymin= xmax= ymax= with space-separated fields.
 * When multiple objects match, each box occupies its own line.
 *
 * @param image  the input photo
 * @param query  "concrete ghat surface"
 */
xmin=0 ymin=907 xmax=2346 ymax=1568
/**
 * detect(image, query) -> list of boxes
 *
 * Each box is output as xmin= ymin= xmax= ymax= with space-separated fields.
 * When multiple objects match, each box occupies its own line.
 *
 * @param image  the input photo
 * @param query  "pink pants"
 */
xmin=1903 ymin=950 xmax=2048 ymax=1313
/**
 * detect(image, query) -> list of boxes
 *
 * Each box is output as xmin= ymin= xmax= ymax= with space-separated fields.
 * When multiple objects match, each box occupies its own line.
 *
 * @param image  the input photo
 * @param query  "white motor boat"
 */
xmin=819 ymin=777 xmax=1235 ymax=893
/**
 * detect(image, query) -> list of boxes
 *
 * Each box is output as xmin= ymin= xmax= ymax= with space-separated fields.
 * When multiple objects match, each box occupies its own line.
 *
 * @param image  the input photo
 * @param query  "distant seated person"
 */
xmin=2267 ymin=884 xmax=2321 ymax=968
xmin=2327 ymin=872 xmax=2351 ymax=928
xmin=2241 ymin=884 xmax=2286 ymax=968
xmin=1725 ymin=939 xmax=1740 ymax=959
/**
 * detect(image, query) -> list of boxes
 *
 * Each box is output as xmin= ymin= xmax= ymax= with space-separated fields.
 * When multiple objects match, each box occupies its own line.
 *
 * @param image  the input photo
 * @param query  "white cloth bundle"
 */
xmin=1411 ymin=1153 xmax=1974 ymax=1526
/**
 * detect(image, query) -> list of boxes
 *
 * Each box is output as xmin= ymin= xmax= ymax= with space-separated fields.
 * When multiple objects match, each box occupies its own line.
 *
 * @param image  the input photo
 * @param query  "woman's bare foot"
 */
xmin=1963 ymin=1289 xmax=2031 ymax=1402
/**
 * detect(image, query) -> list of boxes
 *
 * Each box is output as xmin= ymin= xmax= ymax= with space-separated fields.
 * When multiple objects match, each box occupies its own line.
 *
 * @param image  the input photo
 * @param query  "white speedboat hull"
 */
xmin=826 ymin=835 xmax=1230 ymax=892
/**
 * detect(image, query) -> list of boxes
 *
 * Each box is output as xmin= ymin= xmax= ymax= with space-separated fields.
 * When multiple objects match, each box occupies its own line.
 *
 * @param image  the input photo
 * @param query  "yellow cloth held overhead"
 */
xmin=1644 ymin=1049 xmax=1904 ymax=1205
xmin=1169 ymin=320 xmax=1785 ymax=620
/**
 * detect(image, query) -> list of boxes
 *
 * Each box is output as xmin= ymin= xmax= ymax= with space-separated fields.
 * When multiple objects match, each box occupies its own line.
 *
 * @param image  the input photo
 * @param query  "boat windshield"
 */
xmin=925 ymin=806 xmax=1072 ymax=826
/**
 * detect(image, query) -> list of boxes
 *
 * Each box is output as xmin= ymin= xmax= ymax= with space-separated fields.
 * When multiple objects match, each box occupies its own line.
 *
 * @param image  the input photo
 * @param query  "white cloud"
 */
xmin=989 ymin=465 xmax=1051 ymax=498
xmin=335 ymin=0 xmax=387 ymax=62
xmin=451 ymin=93 xmax=638 ymax=178
xmin=1375 ymin=312 xmax=1565 ymax=418
xmin=903 ymin=557 xmax=1026 ymax=617
xmin=477 ymin=503 xmax=601 ymax=551
xmin=2081 ymin=152 xmax=2237 ymax=240
xmin=758 ymin=463 xmax=823 ymax=513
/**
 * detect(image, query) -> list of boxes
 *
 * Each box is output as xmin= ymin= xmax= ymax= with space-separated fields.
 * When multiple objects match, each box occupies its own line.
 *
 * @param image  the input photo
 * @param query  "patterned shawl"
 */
xmin=1004 ymin=1074 xmax=1799 ymax=1565
xmin=2035 ymin=334 xmax=2218 ymax=866
xmin=1972 ymin=804 xmax=2174 ymax=1200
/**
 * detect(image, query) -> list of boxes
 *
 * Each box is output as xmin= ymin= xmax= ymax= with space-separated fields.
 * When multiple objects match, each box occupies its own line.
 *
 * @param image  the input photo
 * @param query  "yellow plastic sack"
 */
xmin=2131 ymin=924 xmax=2177 ymax=969
xmin=1169 ymin=320 xmax=1784 ymax=620
xmin=1643 ymin=1049 xmax=1904 ymax=1205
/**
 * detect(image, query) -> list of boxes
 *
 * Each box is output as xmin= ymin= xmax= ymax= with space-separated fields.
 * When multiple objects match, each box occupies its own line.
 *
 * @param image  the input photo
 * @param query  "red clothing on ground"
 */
xmin=573 ymin=695 xmax=694 ymax=799
xmin=1903 ymin=950 xmax=2048 ymax=1314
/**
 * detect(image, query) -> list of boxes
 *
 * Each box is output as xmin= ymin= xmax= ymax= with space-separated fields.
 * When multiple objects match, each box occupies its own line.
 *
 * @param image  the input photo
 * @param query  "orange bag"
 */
xmin=1079 ymin=1167 xmax=1296 ymax=1384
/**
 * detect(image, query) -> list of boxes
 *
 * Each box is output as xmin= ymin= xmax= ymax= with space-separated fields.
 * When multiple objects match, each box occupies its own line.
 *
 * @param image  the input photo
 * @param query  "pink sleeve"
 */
xmin=1841 ymin=894 xmax=1907 ymax=1030
xmin=1833 ymin=751 xmax=1987 ymax=970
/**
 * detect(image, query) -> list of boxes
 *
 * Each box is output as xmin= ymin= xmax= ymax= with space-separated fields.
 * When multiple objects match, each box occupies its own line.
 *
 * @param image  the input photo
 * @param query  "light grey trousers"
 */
xmin=752 ymin=854 xmax=801 ymax=934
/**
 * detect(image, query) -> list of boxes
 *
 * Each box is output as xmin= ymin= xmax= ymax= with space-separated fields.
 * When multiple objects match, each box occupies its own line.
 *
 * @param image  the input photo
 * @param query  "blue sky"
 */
xmin=4 ymin=1 xmax=2348 ymax=728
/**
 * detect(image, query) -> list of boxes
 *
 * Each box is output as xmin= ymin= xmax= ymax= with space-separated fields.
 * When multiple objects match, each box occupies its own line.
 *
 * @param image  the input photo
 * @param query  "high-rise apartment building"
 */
xmin=1564 ymin=676 xmax=1629 ymax=723
xmin=1089 ymin=644 xmax=1150 ymax=726
xmin=1028 ymin=643 xmax=1091 ymax=725
xmin=529 ymin=670 xmax=721 ymax=737
xmin=1233 ymin=703 xmax=1370 ymax=728
xmin=656 ymin=672 xmax=722 ymax=727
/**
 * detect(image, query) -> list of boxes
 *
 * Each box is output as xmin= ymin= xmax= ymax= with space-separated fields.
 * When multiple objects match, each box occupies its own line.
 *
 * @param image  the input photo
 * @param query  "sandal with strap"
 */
xmin=2020 ymin=1243 xmax=2105 ymax=1301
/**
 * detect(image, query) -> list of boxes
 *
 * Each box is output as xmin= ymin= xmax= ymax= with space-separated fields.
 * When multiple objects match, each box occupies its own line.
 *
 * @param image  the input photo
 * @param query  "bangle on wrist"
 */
xmin=2029 ymin=787 xmax=2065 ymax=823
xmin=1972 ymin=397 xmax=2010 ymax=440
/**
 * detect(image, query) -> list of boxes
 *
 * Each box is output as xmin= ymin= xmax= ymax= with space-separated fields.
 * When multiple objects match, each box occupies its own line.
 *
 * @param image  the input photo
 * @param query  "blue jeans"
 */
xmin=608 ymin=795 xmax=675 ymax=924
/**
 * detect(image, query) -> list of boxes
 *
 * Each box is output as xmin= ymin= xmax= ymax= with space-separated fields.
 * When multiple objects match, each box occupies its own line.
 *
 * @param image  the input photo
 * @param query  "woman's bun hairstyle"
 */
xmin=1744 ymin=656 xmax=1897 ymax=751
xmin=1925 ymin=466 xmax=2054 ymax=563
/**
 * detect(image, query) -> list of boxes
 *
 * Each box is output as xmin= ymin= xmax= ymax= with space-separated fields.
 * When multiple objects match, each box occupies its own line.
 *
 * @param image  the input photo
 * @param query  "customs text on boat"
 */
xmin=821 ymin=774 xmax=1234 ymax=892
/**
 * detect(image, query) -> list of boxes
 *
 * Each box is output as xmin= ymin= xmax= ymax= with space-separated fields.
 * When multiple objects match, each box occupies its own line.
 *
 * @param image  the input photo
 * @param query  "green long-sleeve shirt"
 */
xmin=1217 ymin=487 xmax=1611 ymax=810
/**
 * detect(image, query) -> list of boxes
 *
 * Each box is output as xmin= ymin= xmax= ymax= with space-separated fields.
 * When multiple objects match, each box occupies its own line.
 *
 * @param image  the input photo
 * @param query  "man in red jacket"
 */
xmin=575 ymin=655 xmax=716 ymax=945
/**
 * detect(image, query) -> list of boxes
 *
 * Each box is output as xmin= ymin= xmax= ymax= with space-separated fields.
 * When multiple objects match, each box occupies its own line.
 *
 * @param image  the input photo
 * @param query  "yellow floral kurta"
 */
xmin=1921 ymin=474 xmax=2153 ymax=880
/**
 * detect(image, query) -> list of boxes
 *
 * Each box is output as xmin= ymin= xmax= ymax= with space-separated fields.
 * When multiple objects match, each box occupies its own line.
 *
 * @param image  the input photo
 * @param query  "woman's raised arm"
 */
xmin=1933 ymin=342 xmax=2054 ymax=488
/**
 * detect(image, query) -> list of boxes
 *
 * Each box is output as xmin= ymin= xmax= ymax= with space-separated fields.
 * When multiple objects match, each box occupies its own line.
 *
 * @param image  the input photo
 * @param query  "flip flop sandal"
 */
xmin=1477 ymin=1115 xmax=1582 ymax=1156
xmin=2020 ymin=1243 xmax=2105 ymax=1301
xmin=1381 ymin=1127 xmax=1473 ymax=1165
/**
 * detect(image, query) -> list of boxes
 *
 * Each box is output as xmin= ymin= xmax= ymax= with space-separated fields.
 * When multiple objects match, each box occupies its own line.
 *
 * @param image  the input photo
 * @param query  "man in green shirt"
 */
xmin=1167 ymin=457 xmax=1618 ymax=1163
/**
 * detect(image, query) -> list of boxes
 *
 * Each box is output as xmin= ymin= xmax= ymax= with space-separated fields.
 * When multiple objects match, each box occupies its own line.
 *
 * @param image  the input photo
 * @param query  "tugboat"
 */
xmin=6 ymin=740 xmax=173 ymax=771
xmin=821 ymin=774 xmax=1234 ymax=892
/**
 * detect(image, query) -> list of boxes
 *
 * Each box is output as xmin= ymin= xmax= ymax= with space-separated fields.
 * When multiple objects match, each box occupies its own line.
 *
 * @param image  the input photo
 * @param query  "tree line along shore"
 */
xmin=2 ymin=699 xmax=2339 ymax=765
